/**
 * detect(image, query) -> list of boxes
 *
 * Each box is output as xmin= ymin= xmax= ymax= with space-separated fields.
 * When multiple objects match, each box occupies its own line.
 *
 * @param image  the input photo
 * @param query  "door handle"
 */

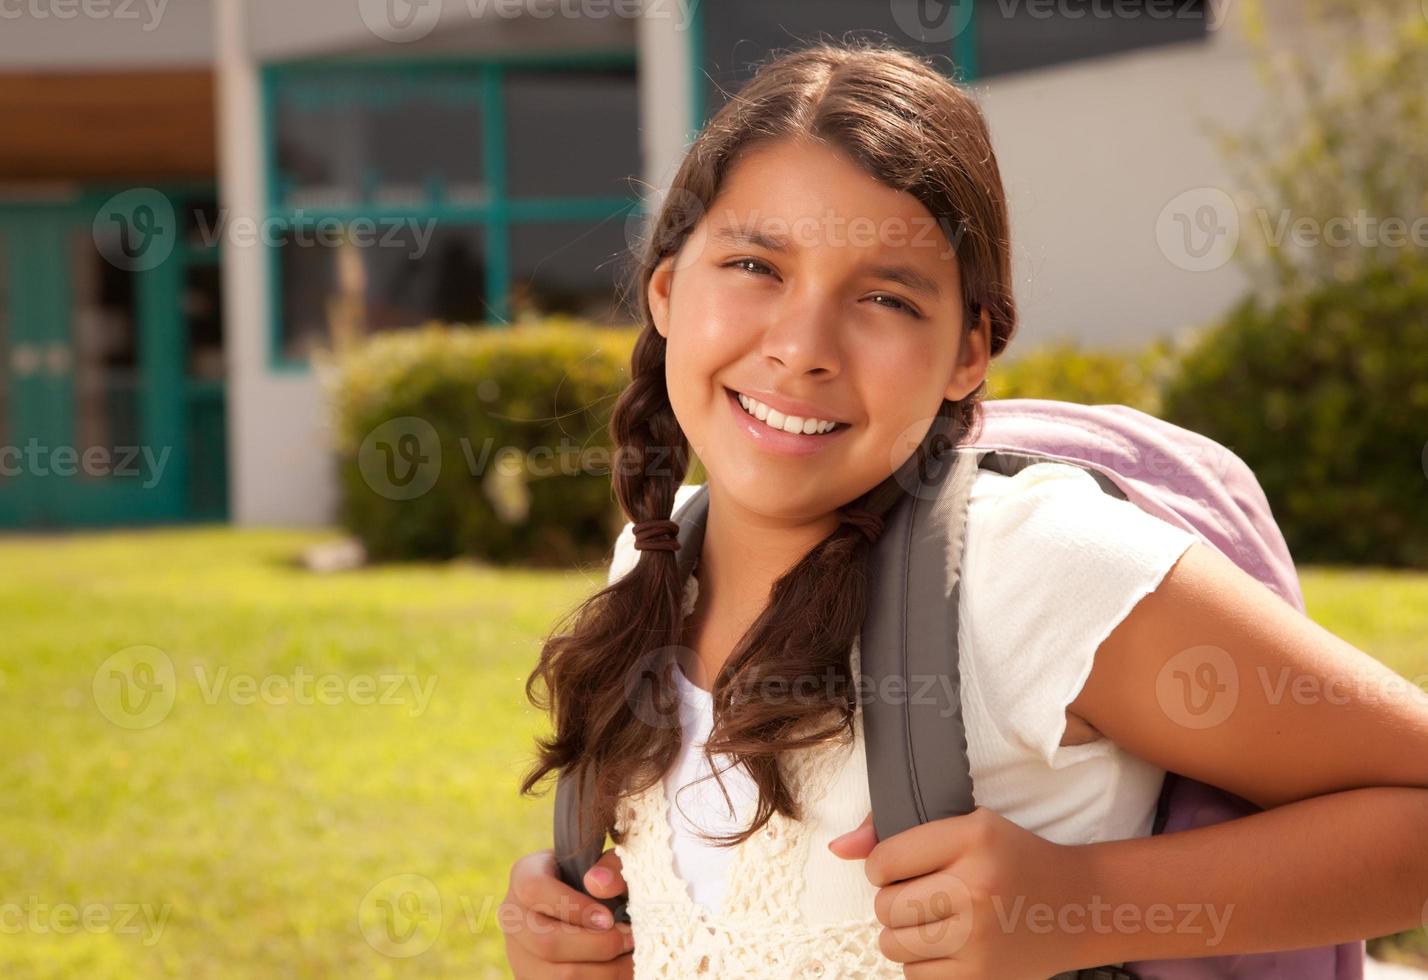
xmin=9 ymin=342 xmax=41 ymax=377
xmin=44 ymin=342 xmax=72 ymax=376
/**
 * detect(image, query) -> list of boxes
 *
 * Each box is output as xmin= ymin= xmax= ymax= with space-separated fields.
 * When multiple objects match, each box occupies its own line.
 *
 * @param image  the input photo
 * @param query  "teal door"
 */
xmin=0 ymin=189 xmax=225 ymax=528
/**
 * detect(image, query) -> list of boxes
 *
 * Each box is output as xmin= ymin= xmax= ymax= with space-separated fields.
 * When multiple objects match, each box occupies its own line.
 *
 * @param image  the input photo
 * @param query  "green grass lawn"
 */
xmin=1 ymin=528 xmax=1425 ymax=978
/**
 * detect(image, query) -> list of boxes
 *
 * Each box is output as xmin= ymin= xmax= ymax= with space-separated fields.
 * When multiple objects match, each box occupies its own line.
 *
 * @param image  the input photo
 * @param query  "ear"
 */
xmin=647 ymin=254 xmax=675 ymax=340
xmin=944 ymin=304 xmax=991 ymax=403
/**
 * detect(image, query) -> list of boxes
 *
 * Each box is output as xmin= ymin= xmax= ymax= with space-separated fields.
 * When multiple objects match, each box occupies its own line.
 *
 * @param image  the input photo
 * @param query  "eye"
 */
xmin=724 ymin=257 xmax=776 ymax=278
xmin=868 ymin=293 xmax=923 ymax=319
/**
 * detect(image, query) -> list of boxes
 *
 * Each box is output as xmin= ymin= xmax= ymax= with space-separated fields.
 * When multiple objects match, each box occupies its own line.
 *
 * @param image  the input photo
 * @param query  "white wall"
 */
xmin=636 ymin=0 xmax=695 ymax=225
xmin=975 ymin=23 xmax=1262 ymax=355
xmin=214 ymin=0 xmax=339 ymax=526
xmin=0 ymin=0 xmax=213 ymax=68
xmin=245 ymin=0 xmax=636 ymax=62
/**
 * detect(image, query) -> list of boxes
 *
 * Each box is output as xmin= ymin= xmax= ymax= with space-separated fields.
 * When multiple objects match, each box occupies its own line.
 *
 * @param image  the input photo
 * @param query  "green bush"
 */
xmin=989 ymin=339 xmax=1175 ymax=415
xmin=1160 ymin=263 xmax=1428 ymax=568
xmin=324 ymin=320 xmax=638 ymax=565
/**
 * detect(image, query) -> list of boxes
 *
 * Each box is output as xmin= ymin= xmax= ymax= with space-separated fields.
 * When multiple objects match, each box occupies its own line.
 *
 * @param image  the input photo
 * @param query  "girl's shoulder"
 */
xmin=963 ymin=457 xmax=1196 ymax=566
xmin=959 ymin=458 xmax=1199 ymax=767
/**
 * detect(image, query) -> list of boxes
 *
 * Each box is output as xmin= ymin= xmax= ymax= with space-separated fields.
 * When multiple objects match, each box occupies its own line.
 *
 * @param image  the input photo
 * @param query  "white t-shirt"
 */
xmin=607 ymin=460 xmax=1199 ymax=915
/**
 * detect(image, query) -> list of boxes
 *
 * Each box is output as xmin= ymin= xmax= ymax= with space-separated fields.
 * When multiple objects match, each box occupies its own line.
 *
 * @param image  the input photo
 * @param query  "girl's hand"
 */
xmin=829 ymin=807 xmax=1092 ymax=979
xmin=500 ymin=847 xmax=635 ymax=979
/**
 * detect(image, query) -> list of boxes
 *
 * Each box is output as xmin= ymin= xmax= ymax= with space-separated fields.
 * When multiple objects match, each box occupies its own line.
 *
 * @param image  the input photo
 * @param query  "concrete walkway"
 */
xmin=1367 ymin=959 xmax=1428 ymax=979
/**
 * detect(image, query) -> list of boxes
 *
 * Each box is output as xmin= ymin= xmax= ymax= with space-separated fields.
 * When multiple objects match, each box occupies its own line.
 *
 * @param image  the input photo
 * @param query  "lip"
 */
xmin=724 ymin=386 xmax=852 ymax=457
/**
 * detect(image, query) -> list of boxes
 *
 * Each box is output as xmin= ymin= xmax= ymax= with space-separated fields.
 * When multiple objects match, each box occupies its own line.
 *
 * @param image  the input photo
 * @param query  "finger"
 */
xmin=508 ymin=941 xmax=635 ymax=979
xmin=827 ymin=811 xmax=877 ymax=860
xmin=510 ymin=849 xmax=620 ymax=930
xmin=864 ymin=811 xmax=980 ymax=887
xmin=584 ymin=848 xmax=629 ymax=899
xmin=878 ymin=916 xmax=971 ymax=965
xmin=903 ymin=958 xmax=966 ymax=979
xmin=873 ymin=870 xmax=973 ymax=929
xmin=508 ymin=905 xmax=636 ymax=964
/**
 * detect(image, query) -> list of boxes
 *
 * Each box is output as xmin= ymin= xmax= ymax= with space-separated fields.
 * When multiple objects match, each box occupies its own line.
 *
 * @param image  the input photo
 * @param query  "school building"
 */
xmin=0 ymin=0 xmax=1264 ymax=528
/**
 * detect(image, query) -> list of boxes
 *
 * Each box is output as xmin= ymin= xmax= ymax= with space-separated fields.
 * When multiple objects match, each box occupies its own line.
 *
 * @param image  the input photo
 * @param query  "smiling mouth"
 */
xmin=724 ymin=386 xmax=852 ymax=436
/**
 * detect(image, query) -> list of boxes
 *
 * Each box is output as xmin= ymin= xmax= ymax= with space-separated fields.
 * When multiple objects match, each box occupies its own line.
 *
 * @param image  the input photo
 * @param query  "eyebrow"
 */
xmin=709 ymin=225 xmax=945 ymax=302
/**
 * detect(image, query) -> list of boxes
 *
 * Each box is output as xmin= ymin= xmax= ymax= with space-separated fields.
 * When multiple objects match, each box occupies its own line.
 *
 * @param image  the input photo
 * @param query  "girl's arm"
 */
xmin=1066 ymin=539 xmax=1428 ymax=962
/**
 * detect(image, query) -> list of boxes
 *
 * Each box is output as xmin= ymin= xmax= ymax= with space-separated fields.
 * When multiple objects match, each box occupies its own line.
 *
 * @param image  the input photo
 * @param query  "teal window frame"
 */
xmin=261 ymin=50 xmax=643 ymax=373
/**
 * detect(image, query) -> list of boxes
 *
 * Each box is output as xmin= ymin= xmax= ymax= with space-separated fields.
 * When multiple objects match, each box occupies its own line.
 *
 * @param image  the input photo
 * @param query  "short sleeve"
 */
xmin=961 ymin=461 xmax=1199 ymax=768
xmin=607 ymin=483 xmax=704 ymax=587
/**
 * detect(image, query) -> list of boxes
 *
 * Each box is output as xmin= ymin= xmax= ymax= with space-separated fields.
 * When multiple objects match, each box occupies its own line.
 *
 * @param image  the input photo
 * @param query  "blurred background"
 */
xmin=0 ymin=0 xmax=1425 ymax=976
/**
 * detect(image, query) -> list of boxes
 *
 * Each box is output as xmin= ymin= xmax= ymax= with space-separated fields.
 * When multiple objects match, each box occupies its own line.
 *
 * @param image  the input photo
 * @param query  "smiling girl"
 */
xmin=501 ymin=40 xmax=1428 ymax=980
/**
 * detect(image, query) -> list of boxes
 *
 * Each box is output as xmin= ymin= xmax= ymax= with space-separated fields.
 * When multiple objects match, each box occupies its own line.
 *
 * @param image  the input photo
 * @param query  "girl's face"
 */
xmin=648 ymin=136 xmax=990 ymax=520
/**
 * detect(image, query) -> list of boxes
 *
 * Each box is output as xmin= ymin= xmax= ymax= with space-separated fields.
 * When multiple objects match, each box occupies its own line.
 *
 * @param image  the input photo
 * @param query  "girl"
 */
xmin=502 ymin=39 xmax=1428 ymax=980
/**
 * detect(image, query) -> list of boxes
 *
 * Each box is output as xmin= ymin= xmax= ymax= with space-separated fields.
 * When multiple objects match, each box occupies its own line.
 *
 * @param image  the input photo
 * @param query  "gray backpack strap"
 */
xmin=862 ymin=445 xmax=1137 ymax=980
xmin=860 ymin=446 xmax=983 ymax=842
xmin=978 ymin=448 xmax=1129 ymax=502
xmin=551 ymin=485 xmax=710 ymax=924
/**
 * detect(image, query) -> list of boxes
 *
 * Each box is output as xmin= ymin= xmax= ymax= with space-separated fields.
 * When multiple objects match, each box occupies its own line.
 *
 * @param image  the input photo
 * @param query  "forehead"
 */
xmin=704 ymin=138 xmax=960 ymax=296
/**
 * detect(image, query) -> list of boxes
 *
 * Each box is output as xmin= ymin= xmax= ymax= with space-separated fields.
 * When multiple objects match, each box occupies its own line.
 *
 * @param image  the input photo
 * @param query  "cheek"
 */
xmin=848 ymin=329 xmax=941 ymax=398
xmin=670 ymin=282 xmax=760 ymax=373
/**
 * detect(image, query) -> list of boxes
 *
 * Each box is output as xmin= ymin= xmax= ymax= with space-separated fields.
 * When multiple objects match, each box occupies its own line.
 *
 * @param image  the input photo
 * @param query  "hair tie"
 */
xmin=632 ymin=518 xmax=681 ymax=552
xmin=838 ymin=507 xmax=884 ymax=544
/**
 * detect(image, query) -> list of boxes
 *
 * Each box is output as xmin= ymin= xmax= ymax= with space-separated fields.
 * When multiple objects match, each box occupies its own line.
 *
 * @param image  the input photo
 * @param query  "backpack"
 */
xmin=553 ymin=397 xmax=1367 ymax=980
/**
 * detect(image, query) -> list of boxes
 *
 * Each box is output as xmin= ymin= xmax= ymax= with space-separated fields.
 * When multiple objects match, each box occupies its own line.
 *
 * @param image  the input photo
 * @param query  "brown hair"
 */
xmin=521 ymin=38 xmax=1017 ymax=854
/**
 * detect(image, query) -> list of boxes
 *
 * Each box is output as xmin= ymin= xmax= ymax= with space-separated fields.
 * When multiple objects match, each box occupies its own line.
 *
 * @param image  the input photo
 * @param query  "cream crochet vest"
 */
xmin=612 ymin=572 xmax=901 ymax=979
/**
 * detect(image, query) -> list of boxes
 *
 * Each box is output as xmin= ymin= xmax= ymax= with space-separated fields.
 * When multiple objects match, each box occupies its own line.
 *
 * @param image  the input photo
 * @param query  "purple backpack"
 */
xmin=553 ymin=397 xmax=1367 ymax=978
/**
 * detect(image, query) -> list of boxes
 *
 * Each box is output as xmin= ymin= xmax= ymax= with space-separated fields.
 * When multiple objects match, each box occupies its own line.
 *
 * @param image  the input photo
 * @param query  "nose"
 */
xmin=759 ymin=282 xmax=843 ymax=379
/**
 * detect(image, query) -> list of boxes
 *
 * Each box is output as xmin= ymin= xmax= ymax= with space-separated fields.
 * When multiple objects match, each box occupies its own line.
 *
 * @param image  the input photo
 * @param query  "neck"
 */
xmin=679 ymin=483 xmax=841 ymax=688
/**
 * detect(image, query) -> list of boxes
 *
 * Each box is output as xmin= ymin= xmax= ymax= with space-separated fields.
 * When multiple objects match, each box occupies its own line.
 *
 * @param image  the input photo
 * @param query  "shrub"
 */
xmin=1160 ymin=262 xmax=1428 ymax=568
xmin=988 ymin=340 xmax=1176 ymax=415
xmin=323 ymin=320 xmax=638 ymax=566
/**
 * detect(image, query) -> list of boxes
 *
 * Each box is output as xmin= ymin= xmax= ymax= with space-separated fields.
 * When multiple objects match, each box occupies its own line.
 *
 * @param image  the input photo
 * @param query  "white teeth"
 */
xmin=736 ymin=392 xmax=839 ymax=434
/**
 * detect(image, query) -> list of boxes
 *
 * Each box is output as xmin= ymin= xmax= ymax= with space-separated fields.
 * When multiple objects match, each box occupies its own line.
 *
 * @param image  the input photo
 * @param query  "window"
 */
xmin=273 ymin=71 xmax=486 ymax=209
xmin=265 ymin=57 xmax=640 ymax=367
xmin=975 ymin=0 xmax=1207 ymax=78
xmin=509 ymin=219 xmax=634 ymax=324
xmin=695 ymin=0 xmax=1210 ymax=124
xmin=699 ymin=0 xmax=959 ymax=122
xmin=504 ymin=68 xmax=641 ymax=200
